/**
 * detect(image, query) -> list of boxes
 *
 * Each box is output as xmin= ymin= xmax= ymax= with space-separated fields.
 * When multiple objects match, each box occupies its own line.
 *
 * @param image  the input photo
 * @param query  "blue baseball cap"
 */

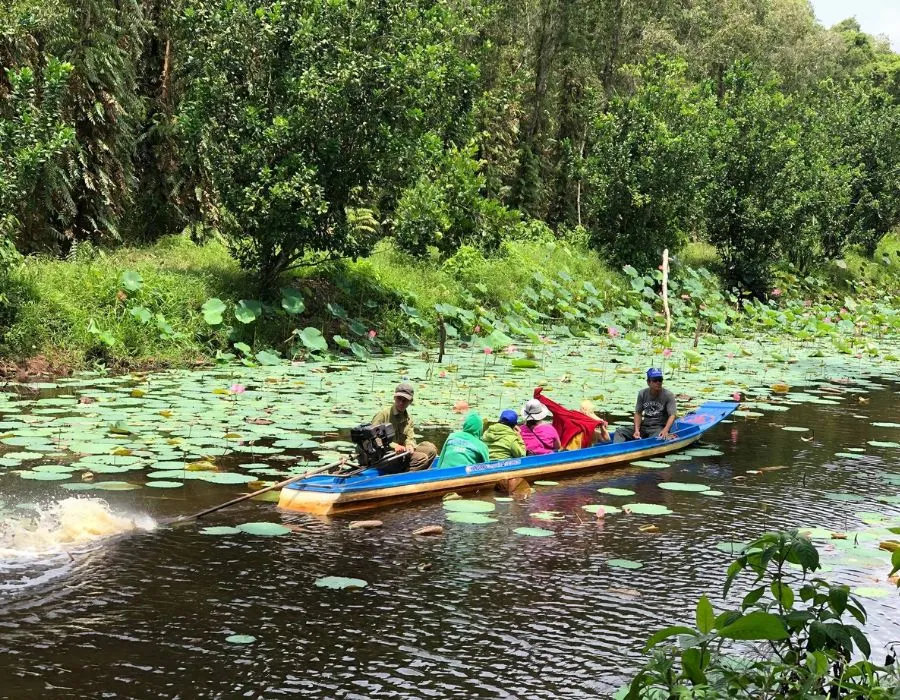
xmin=499 ymin=409 xmax=518 ymax=426
xmin=646 ymin=368 xmax=664 ymax=380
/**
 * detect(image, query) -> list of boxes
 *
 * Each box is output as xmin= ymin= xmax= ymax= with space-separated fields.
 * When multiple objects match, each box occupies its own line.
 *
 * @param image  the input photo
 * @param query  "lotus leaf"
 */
xmin=658 ymin=482 xmax=709 ymax=492
xmin=533 ymin=480 xmax=558 ymax=486
xmin=607 ymin=559 xmax=643 ymax=570
xmin=201 ymin=526 xmax=241 ymax=535
xmin=597 ymin=487 xmax=635 ymax=496
xmin=683 ymin=448 xmax=723 ymax=457
xmin=446 ymin=512 xmax=497 ymax=524
xmin=513 ymin=527 xmax=554 ymax=537
xmin=622 ymin=503 xmax=674 ymax=515
xmin=236 ymin=522 xmax=291 ymax=536
xmin=18 ymin=470 xmax=71 ymax=481
xmin=443 ymin=499 xmax=495 ymax=513
xmin=225 ymin=634 xmax=257 ymax=644
xmin=631 ymin=460 xmax=670 ymax=469
xmin=868 ymin=440 xmax=900 ymax=448
xmin=834 ymin=452 xmax=867 ymax=460
xmin=314 ymin=576 xmax=368 ymax=590
xmin=530 ymin=510 xmax=565 ymax=521
xmin=582 ymin=504 xmax=622 ymax=515
xmin=699 ymin=490 xmax=725 ymax=497
xmin=146 ymin=480 xmax=183 ymax=488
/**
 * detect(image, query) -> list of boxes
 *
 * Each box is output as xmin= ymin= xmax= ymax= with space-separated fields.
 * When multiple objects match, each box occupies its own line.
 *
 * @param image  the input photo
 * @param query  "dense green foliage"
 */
xmin=2 ymin=0 xmax=900 ymax=299
xmin=621 ymin=531 xmax=900 ymax=699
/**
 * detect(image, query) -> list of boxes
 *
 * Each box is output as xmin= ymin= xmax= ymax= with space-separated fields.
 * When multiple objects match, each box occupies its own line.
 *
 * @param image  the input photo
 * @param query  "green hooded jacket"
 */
xmin=436 ymin=412 xmax=490 ymax=469
xmin=482 ymin=422 xmax=526 ymax=461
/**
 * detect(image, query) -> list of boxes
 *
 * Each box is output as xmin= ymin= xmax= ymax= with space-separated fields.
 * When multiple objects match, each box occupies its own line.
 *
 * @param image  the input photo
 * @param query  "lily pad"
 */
xmin=582 ymin=504 xmax=622 ymax=515
xmin=443 ymin=499 xmax=495 ymax=513
xmin=658 ymin=482 xmax=709 ymax=492
xmin=225 ymin=634 xmax=256 ymax=644
xmin=607 ymin=559 xmax=643 ymax=570
xmin=852 ymin=586 xmax=891 ymax=599
xmin=513 ymin=527 xmax=554 ymax=537
xmin=715 ymin=541 xmax=748 ymax=554
xmin=822 ymin=492 xmax=867 ymax=502
xmin=781 ymin=426 xmax=810 ymax=432
xmin=598 ymin=487 xmax=635 ymax=497
xmin=834 ymin=452 xmax=867 ymax=460
xmin=872 ymin=422 xmax=900 ymax=428
xmin=146 ymin=480 xmax=183 ymax=488
xmin=530 ymin=510 xmax=565 ymax=521
xmin=533 ymin=480 xmax=559 ymax=486
xmin=236 ymin=522 xmax=291 ymax=536
xmin=683 ymin=448 xmax=723 ymax=457
xmin=622 ymin=503 xmax=674 ymax=516
xmin=17 ymin=470 xmax=71 ymax=481
xmin=630 ymin=460 xmax=670 ymax=469
xmin=446 ymin=512 xmax=497 ymax=524
xmin=314 ymin=576 xmax=368 ymax=590
xmin=868 ymin=441 xmax=900 ymax=448
xmin=201 ymin=526 xmax=241 ymax=535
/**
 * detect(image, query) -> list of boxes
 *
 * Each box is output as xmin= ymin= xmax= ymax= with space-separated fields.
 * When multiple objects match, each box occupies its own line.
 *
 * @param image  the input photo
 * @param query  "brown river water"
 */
xmin=1 ymin=379 xmax=899 ymax=698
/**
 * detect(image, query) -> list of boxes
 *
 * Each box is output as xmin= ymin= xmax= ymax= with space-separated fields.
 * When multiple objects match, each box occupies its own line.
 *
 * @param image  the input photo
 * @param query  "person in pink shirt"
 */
xmin=519 ymin=398 xmax=561 ymax=455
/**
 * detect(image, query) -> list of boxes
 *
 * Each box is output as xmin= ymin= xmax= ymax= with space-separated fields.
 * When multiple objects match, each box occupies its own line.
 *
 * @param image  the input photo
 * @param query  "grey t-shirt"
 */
xmin=635 ymin=388 xmax=677 ymax=430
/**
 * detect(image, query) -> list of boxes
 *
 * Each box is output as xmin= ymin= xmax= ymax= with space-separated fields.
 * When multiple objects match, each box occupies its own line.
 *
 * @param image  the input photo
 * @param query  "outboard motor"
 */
xmin=350 ymin=423 xmax=395 ymax=467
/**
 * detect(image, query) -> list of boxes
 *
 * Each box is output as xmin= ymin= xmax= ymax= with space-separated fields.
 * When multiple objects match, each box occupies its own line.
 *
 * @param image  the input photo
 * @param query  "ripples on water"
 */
xmin=1 ymin=380 xmax=899 ymax=698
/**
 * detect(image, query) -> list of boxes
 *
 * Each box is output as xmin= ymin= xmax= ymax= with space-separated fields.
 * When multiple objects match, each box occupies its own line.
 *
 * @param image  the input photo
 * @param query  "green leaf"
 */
xmin=828 ymin=585 xmax=849 ymax=616
xmin=350 ymin=342 xmax=369 ymax=359
xmin=255 ymin=350 xmax=281 ymax=366
xmin=120 ymin=270 xmax=143 ymax=292
xmin=891 ymin=549 xmax=900 ymax=578
xmin=741 ymin=586 xmax=766 ymax=610
xmin=129 ymin=306 xmax=152 ymax=324
xmin=696 ymin=594 xmax=715 ymax=634
xmin=718 ymin=611 xmax=788 ymax=641
xmin=770 ymin=581 xmax=794 ymax=610
xmin=234 ymin=299 xmax=263 ymax=324
xmin=281 ymin=288 xmax=305 ymax=314
xmin=233 ymin=342 xmax=252 ymax=355
xmin=681 ymin=647 xmax=707 ymax=685
xmin=643 ymin=625 xmax=696 ymax=651
xmin=297 ymin=327 xmax=328 ymax=353
xmin=333 ymin=334 xmax=351 ymax=349
xmin=202 ymin=298 xmax=227 ymax=325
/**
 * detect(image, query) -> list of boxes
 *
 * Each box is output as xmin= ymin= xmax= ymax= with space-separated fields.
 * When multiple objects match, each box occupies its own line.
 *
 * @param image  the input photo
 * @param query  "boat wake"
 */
xmin=0 ymin=497 xmax=156 ymax=561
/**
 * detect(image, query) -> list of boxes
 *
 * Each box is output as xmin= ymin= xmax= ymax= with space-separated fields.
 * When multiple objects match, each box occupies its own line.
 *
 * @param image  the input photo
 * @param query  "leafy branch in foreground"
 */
xmin=621 ymin=530 xmax=900 ymax=699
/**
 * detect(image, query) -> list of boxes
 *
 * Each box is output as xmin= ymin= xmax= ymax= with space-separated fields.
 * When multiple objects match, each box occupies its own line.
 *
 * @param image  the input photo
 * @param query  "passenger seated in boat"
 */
xmin=371 ymin=382 xmax=438 ymax=471
xmin=436 ymin=412 xmax=490 ymax=468
xmin=519 ymin=399 xmax=561 ymax=455
xmin=531 ymin=387 xmax=607 ymax=450
xmin=482 ymin=410 xmax=526 ymax=461
xmin=613 ymin=368 xmax=677 ymax=443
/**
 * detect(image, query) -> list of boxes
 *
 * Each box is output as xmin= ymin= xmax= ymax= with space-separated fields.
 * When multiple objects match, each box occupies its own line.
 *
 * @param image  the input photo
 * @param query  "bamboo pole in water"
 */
xmin=662 ymin=248 xmax=671 ymax=343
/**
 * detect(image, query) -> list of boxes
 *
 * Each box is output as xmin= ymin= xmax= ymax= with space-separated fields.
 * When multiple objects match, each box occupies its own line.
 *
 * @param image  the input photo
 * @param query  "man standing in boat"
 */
xmin=613 ymin=368 xmax=677 ymax=443
xmin=372 ymin=382 xmax=438 ymax=470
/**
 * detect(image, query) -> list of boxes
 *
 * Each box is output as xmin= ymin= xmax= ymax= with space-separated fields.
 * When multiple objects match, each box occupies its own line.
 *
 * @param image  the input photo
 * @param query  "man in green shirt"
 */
xmin=371 ymin=382 xmax=437 ymax=471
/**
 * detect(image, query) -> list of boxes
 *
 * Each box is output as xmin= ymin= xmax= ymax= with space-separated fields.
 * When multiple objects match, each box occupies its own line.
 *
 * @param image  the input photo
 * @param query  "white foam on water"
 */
xmin=0 ymin=497 xmax=156 ymax=560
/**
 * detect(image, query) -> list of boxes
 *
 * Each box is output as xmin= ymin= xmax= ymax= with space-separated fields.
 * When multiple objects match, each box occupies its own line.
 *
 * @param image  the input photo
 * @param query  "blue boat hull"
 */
xmin=278 ymin=401 xmax=737 ymax=514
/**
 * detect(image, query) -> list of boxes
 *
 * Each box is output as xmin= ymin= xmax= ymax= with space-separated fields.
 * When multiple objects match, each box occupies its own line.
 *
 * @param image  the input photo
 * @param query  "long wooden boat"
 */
xmin=278 ymin=401 xmax=737 ymax=515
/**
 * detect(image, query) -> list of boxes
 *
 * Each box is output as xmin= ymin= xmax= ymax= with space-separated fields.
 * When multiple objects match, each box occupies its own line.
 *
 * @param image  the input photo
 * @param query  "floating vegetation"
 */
xmin=225 ymin=635 xmax=257 ymax=644
xmin=683 ymin=448 xmax=724 ymax=457
xmin=236 ymin=522 xmax=291 ymax=536
xmin=582 ymin=504 xmax=622 ymax=515
xmin=533 ymin=480 xmax=559 ymax=486
xmin=443 ymin=499 xmax=496 ymax=513
xmin=631 ymin=460 xmax=670 ymax=469
xmin=513 ymin=527 xmax=554 ymax=537
xmin=314 ymin=576 xmax=368 ymax=590
xmin=622 ymin=503 xmax=674 ymax=516
xmin=597 ymin=487 xmax=635 ymax=496
xmin=607 ymin=559 xmax=643 ymax=570
xmin=200 ymin=526 xmax=241 ymax=535
xmin=446 ymin=512 xmax=497 ymax=524
xmin=657 ymin=482 xmax=709 ymax=492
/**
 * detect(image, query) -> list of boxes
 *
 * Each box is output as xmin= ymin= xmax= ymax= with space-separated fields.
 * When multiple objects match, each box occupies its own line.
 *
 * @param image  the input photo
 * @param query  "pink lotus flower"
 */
xmin=771 ymin=288 xmax=782 ymax=297
xmin=823 ymin=316 xmax=832 ymax=323
xmin=474 ymin=325 xmax=481 ymax=334
xmin=663 ymin=348 xmax=673 ymax=358
xmin=505 ymin=344 xmax=518 ymax=354
xmin=483 ymin=346 xmax=493 ymax=355
xmin=727 ymin=352 xmax=735 ymax=359
xmin=439 ymin=370 xmax=447 ymax=378
xmin=732 ymin=392 xmax=741 ymax=402
xmin=607 ymin=327 xmax=620 ymax=338
xmin=230 ymin=384 xmax=246 ymax=394
xmin=368 ymin=329 xmax=377 ymax=340
xmin=840 ymin=307 xmax=848 ymax=314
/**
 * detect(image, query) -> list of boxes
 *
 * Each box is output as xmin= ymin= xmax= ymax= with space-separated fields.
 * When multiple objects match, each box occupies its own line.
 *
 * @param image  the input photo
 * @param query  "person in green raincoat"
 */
xmin=482 ymin=409 xmax=526 ymax=461
xmin=436 ymin=412 xmax=490 ymax=468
